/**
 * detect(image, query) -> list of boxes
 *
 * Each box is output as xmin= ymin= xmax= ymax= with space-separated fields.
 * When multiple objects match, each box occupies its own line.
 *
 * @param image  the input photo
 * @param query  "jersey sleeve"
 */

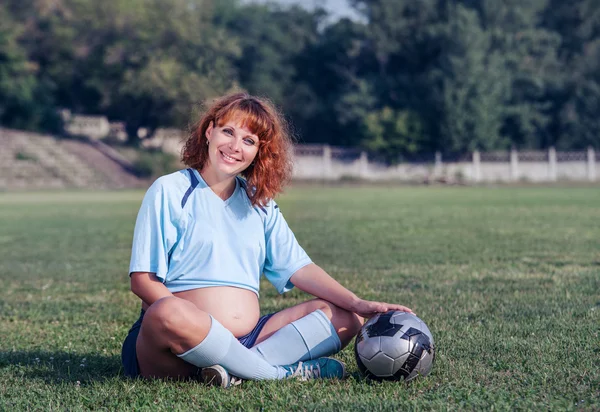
xmin=129 ymin=178 xmax=182 ymax=282
xmin=262 ymin=200 xmax=312 ymax=294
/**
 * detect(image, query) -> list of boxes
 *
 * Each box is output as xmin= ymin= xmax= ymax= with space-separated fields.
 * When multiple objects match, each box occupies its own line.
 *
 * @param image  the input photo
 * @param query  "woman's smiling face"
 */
xmin=204 ymin=118 xmax=260 ymax=179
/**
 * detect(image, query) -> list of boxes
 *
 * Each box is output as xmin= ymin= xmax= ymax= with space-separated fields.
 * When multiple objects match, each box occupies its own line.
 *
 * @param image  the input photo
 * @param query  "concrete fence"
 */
xmin=53 ymin=111 xmax=598 ymax=183
xmin=293 ymin=145 xmax=599 ymax=183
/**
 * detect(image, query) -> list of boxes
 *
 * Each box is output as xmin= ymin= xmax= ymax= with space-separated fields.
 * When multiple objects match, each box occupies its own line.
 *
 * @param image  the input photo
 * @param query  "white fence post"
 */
xmin=548 ymin=147 xmax=557 ymax=181
xmin=434 ymin=151 xmax=442 ymax=178
xmin=510 ymin=148 xmax=519 ymax=181
xmin=359 ymin=151 xmax=369 ymax=179
xmin=323 ymin=144 xmax=332 ymax=180
xmin=473 ymin=150 xmax=481 ymax=182
xmin=588 ymin=147 xmax=596 ymax=182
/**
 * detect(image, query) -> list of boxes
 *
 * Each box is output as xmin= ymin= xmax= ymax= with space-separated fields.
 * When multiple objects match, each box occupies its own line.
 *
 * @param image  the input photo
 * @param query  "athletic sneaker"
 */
xmin=282 ymin=357 xmax=346 ymax=380
xmin=200 ymin=365 xmax=243 ymax=388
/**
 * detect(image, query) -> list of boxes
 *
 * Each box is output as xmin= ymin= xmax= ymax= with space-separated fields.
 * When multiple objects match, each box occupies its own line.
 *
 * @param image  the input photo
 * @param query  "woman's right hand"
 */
xmin=350 ymin=298 xmax=414 ymax=319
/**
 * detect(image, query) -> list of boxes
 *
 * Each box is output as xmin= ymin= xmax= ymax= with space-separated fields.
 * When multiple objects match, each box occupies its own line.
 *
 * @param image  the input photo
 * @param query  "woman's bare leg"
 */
xmin=136 ymin=296 xmax=294 ymax=381
xmin=136 ymin=296 xmax=211 ymax=379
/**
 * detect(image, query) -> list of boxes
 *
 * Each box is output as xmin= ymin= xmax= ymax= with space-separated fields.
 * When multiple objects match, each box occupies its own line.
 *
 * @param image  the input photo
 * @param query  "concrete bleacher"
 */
xmin=0 ymin=128 xmax=146 ymax=190
xmin=63 ymin=114 xmax=110 ymax=140
xmin=141 ymin=128 xmax=185 ymax=156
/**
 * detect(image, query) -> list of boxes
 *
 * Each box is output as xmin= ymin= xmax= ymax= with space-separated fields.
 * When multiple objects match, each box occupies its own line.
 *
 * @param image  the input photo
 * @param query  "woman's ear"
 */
xmin=205 ymin=121 xmax=214 ymax=140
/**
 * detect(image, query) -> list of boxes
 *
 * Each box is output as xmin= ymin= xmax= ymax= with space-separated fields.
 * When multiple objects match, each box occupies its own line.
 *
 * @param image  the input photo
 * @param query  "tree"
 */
xmin=2 ymin=0 xmax=596 ymax=152
xmin=291 ymin=17 xmax=375 ymax=145
xmin=224 ymin=3 xmax=330 ymax=144
xmin=345 ymin=0 xmax=444 ymax=156
xmin=465 ymin=0 xmax=563 ymax=149
xmin=437 ymin=4 xmax=511 ymax=153
xmin=351 ymin=0 xmax=564 ymax=154
xmin=0 ymin=5 xmax=39 ymax=129
xmin=543 ymin=0 xmax=600 ymax=149
xmin=98 ymin=0 xmax=241 ymax=138
xmin=2 ymin=0 xmax=241 ymax=139
xmin=362 ymin=107 xmax=424 ymax=163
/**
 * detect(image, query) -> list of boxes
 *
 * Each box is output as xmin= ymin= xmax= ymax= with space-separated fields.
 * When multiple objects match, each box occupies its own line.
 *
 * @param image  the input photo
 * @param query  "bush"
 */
xmin=132 ymin=150 xmax=179 ymax=178
xmin=14 ymin=151 xmax=37 ymax=161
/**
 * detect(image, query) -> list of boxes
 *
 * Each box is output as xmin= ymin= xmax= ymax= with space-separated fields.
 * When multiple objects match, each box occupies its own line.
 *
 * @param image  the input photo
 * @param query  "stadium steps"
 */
xmin=0 ymin=128 xmax=146 ymax=190
xmin=22 ymin=132 xmax=105 ymax=188
xmin=0 ymin=130 xmax=66 ymax=189
xmin=60 ymin=139 xmax=145 ymax=189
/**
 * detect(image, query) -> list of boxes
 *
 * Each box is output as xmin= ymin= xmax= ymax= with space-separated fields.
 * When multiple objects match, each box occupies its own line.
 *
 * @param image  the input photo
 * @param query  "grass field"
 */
xmin=1 ymin=185 xmax=599 ymax=410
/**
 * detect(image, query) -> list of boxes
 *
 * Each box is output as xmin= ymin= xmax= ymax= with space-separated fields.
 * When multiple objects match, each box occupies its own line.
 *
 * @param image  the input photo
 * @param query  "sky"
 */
xmin=243 ymin=0 xmax=362 ymax=22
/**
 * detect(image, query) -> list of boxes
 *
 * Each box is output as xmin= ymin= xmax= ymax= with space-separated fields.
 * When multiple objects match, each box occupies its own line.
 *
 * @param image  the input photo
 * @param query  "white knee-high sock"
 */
xmin=250 ymin=309 xmax=342 ymax=365
xmin=177 ymin=316 xmax=289 ymax=380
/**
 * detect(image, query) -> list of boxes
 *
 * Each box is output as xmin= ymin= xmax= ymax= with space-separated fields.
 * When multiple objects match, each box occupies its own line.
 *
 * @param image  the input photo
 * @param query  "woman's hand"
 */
xmin=350 ymin=299 xmax=414 ymax=318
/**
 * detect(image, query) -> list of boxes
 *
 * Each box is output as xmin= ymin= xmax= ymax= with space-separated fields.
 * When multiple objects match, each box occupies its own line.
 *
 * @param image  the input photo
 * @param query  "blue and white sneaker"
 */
xmin=200 ymin=365 xmax=243 ymax=388
xmin=283 ymin=357 xmax=346 ymax=380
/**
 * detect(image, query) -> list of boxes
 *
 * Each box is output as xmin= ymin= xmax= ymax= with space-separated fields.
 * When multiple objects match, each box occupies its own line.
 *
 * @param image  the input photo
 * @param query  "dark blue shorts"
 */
xmin=121 ymin=310 xmax=274 ymax=378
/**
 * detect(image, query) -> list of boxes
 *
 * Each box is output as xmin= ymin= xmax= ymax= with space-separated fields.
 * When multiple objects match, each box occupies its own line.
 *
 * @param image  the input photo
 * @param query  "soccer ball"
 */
xmin=354 ymin=311 xmax=435 ymax=381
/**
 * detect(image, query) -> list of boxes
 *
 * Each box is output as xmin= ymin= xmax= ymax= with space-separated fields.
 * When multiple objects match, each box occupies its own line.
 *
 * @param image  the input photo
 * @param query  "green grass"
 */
xmin=1 ymin=186 xmax=599 ymax=410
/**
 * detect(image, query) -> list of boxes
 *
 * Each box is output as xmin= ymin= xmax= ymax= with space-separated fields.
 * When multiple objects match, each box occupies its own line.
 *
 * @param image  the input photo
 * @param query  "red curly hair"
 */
xmin=181 ymin=93 xmax=294 ymax=207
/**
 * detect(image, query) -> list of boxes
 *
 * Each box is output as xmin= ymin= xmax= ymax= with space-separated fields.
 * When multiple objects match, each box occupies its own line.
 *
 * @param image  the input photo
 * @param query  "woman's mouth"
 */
xmin=220 ymin=151 xmax=240 ymax=164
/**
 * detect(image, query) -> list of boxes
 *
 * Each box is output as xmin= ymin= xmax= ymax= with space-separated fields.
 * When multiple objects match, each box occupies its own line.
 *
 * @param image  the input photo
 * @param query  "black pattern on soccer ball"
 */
xmin=354 ymin=311 xmax=435 ymax=381
xmin=365 ymin=311 xmax=403 ymax=337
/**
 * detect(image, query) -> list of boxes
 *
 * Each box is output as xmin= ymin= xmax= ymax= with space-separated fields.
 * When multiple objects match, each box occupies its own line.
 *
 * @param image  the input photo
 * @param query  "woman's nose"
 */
xmin=229 ymin=137 xmax=241 ymax=151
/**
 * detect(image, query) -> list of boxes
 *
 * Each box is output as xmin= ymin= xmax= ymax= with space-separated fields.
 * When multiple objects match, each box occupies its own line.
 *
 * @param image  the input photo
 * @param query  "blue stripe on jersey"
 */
xmin=181 ymin=168 xmax=199 ymax=208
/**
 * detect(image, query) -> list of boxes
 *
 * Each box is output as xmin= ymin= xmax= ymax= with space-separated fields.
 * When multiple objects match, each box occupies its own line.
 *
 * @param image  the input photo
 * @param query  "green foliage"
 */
xmin=132 ymin=150 xmax=179 ymax=179
xmin=543 ymin=0 xmax=600 ymax=149
xmin=14 ymin=151 xmax=37 ymax=161
xmin=1 ymin=0 xmax=600 ymax=151
xmin=560 ymin=78 xmax=600 ymax=149
xmin=0 ymin=5 xmax=37 ymax=128
xmin=226 ymin=2 xmax=327 ymax=145
xmin=438 ymin=4 xmax=510 ymax=153
xmin=474 ymin=0 xmax=563 ymax=149
xmin=290 ymin=18 xmax=372 ymax=146
xmin=362 ymin=107 xmax=424 ymax=163
xmin=105 ymin=0 xmax=241 ymax=137
xmin=0 ymin=187 xmax=599 ymax=409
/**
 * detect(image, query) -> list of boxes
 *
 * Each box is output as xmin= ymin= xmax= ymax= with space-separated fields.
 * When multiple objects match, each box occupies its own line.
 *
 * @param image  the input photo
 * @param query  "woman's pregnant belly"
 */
xmin=174 ymin=286 xmax=261 ymax=337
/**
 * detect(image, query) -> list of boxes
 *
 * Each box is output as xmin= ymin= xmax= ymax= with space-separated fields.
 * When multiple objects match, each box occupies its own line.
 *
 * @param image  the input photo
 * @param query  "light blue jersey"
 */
xmin=129 ymin=168 xmax=312 ymax=295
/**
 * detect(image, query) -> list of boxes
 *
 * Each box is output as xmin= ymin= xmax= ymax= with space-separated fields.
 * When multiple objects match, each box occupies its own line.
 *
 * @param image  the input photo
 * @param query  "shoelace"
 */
xmin=229 ymin=376 xmax=243 ymax=386
xmin=288 ymin=361 xmax=322 ymax=380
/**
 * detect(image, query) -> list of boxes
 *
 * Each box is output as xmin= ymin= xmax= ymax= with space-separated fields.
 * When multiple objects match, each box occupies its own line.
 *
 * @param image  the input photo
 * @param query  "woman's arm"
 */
xmin=130 ymin=272 xmax=173 ymax=307
xmin=290 ymin=263 xmax=414 ymax=318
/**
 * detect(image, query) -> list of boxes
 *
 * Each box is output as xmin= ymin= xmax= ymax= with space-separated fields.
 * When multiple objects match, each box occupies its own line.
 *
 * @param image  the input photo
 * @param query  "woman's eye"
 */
xmin=244 ymin=138 xmax=256 ymax=146
xmin=223 ymin=128 xmax=234 ymax=135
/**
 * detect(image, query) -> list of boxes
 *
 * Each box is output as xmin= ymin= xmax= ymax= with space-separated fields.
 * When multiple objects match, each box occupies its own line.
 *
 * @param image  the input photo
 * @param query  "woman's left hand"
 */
xmin=350 ymin=299 xmax=414 ymax=318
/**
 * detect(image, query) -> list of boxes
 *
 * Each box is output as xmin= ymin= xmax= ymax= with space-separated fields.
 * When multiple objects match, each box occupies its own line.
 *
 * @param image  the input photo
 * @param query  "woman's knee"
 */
xmin=142 ymin=297 xmax=211 ymax=349
xmin=310 ymin=299 xmax=363 ymax=341
xmin=145 ymin=297 xmax=191 ymax=329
